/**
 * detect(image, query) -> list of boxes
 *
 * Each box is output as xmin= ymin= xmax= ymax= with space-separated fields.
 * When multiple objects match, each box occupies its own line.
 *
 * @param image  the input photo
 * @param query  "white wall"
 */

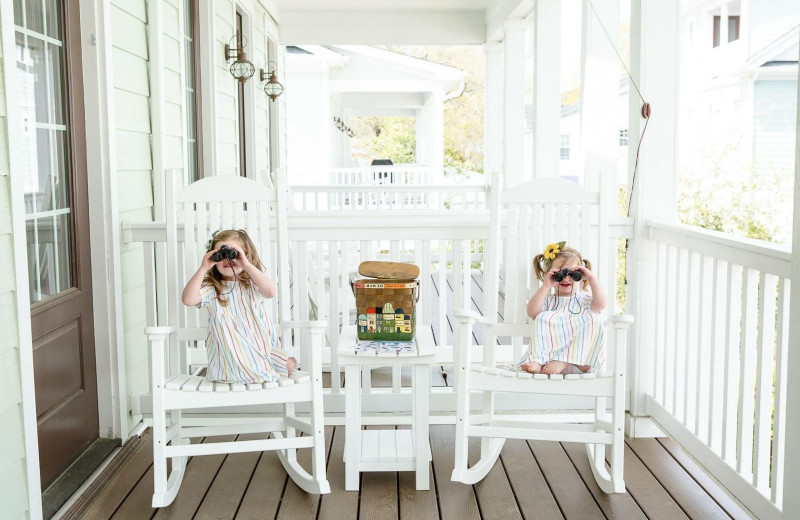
xmin=286 ymin=67 xmax=329 ymax=184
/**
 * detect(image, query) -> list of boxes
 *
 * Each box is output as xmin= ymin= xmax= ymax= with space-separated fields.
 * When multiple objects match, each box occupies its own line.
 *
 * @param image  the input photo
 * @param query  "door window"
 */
xmin=14 ymin=0 xmax=74 ymax=304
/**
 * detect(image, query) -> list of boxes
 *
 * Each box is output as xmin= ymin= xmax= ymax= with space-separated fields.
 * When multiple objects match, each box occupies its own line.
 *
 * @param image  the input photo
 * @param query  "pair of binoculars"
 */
xmin=211 ymin=245 xmax=238 ymax=262
xmin=552 ymin=268 xmax=582 ymax=282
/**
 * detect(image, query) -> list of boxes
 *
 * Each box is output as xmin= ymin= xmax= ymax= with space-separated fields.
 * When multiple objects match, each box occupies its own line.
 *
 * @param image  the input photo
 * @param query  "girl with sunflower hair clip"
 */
xmin=516 ymin=240 xmax=608 ymax=375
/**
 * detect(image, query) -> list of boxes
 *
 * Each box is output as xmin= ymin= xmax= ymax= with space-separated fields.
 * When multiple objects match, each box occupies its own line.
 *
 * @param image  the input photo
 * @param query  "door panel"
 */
xmin=14 ymin=0 xmax=99 ymax=489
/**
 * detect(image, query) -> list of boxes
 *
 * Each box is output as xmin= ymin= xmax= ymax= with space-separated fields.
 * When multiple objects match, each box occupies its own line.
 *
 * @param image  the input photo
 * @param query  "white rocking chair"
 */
xmin=145 ymin=170 xmax=330 ymax=507
xmin=451 ymin=174 xmax=633 ymax=493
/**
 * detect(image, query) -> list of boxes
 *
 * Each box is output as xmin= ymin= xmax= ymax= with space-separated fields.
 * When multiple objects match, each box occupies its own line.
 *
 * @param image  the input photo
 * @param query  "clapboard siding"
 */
xmin=111 ymin=0 xmax=155 ymax=434
xmin=754 ymin=80 xmax=798 ymax=176
xmin=0 ymin=19 xmax=32 ymax=515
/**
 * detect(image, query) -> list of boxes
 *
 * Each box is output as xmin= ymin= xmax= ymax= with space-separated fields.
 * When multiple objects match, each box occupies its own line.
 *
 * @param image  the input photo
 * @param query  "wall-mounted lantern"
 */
xmin=260 ymin=62 xmax=284 ymax=102
xmin=224 ymin=32 xmax=255 ymax=83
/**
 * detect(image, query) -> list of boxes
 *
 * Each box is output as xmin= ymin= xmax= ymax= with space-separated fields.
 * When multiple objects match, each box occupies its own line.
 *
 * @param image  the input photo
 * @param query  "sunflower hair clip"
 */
xmin=206 ymin=230 xmax=220 ymax=252
xmin=543 ymin=241 xmax=566 ymax=261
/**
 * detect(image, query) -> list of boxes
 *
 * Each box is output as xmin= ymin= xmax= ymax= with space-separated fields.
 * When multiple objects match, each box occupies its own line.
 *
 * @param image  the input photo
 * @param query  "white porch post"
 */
xmin=484 ymin=43 xmax=504 ymax=181
xmin=782 ymin=44 xmax=800 ymax=520
xmin=503 ymin=20 xmax=526 ymax=188
xmin=580 ymin=0 xmax=619 ymax=192
xmin=625 ymin=0 xmax=680 ymax=436
xmin=532 ymin=0 xmax=560 ymax=179
xmin=430 ymin=88 xmax=445 ymax=175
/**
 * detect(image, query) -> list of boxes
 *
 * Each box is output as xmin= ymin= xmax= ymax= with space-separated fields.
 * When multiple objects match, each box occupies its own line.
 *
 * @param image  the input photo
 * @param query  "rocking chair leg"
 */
xmin=284 ymin=402 xmax=297 ymax=464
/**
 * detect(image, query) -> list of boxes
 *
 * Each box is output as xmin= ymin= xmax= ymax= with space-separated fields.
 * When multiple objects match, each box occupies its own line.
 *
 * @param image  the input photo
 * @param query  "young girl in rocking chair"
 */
xmin=181 ymin=229 xmax=297 ymax=384
xmin=518 ymin=241 xmax=608 ymax=375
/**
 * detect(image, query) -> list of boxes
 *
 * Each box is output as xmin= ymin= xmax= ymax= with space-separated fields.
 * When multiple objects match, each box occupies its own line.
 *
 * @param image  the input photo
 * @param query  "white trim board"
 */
xmin=0 ymin=1 xmax=43 ymax=517
xmin=79 ymin=0 xmax=128 ymax=440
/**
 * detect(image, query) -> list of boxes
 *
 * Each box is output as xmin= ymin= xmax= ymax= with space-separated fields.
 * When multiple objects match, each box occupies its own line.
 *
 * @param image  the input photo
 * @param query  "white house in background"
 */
xmin=680 ymin=0 xmax=799 ymax=179
xmin=284 ymin=45 xmax=465 ymax=185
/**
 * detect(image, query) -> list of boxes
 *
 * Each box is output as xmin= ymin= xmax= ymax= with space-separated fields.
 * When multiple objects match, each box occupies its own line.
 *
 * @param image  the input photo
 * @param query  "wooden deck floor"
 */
xmin=61 ymin=425 xmax=752 ymax=520
xmin=59 ymin=271 xmax=754 ymax=519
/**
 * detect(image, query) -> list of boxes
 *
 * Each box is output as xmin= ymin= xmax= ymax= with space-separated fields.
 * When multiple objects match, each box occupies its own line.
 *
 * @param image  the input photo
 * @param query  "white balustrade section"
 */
xmin=644 ymin=222 xmax=789 ymax=520
xmin=330 ymin=166 xmax=436 ymax=186
xmin=290 ymin=184 xmax=489 ymax=211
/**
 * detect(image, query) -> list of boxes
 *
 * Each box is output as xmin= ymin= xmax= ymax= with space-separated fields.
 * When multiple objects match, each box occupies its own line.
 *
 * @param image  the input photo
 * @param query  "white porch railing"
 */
xmin=644 ymin=222 xmax=790 ymax=520
xmin=289 ymin=184 xmax=489 ymax=211
xmin=330 ymin=165 xmax=436 ymax=185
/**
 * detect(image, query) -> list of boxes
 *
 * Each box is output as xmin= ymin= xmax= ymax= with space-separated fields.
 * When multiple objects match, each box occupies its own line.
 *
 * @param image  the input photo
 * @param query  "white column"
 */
xmin=430 ymin=89 xmax=445 ymax=175
xmin=532 ymin=0 xmax=561 ymax=179
xmin=782 ymin=45 xmax=800 ymax=520
xmin=503 ymin=20 xmax=526 ymax=188
xmin=484 ymin=43 xmax=504 ymax=180
xmin=625 ymin=0 xmax=680 ymax=436
xmin=719 ymin=2 xmax=729 ymax=47
xmin=580 ymin=0 xmax=619 ymax=191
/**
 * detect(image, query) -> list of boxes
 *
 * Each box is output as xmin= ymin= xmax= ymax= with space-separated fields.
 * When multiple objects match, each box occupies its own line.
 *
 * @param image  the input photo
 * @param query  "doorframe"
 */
xmin=0 ymin=0 xmax=43 ymax=516
xmin=1 ymin=0 xmax=130 ymax=515
xmin=76 ymin=0 xmax=128 ymax=444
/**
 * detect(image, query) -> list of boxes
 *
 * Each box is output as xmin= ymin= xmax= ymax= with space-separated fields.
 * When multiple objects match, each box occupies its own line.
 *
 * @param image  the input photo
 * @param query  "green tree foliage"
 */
xmin=352 ymin=46 xmax=485 ymax=175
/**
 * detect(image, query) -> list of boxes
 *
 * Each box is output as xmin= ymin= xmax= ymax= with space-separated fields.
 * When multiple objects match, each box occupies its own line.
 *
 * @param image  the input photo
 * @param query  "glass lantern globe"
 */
xmin=230 ymin=58 xmax=255 ymax=83
xmin=264 ymin=72 xmax=284 ymax=102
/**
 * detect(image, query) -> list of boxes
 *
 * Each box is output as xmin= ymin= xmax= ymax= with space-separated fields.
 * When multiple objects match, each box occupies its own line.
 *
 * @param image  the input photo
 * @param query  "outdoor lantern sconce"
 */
xmin=224 ymin=32 xmax=255 ymax=83
xmin=260 ymin=63 xmax=284 ymax=102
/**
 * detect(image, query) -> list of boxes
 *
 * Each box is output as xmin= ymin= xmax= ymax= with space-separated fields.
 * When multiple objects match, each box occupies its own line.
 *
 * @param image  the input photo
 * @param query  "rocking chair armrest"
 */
xmin=605 ymin=314 xmax=634 ymax=329
xmin=144 ymin=326 xmax=177 ymax=338
xmin=282 ymin=320 xmax=327 ymax=331
xmin=454 ymin=309 xmax=495 ymax=326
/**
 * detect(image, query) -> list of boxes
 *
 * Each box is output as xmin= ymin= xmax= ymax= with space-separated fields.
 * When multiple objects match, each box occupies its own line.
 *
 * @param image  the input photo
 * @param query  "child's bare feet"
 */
xmin=287 ymin=357 xmax=297 ymax=376
xmin=520 ymin=362 xmax=543 ymax=374
xmin=542 ymin=360 xmax=569 ymax=375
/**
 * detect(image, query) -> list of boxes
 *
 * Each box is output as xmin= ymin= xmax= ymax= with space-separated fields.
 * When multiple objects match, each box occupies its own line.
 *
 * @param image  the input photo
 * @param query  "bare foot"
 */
xmin=576 ymin=364 xmax=590 ymax=373
xmin=520 ymin=362 xmax=543 ymax=374
xmin=287 ymin=357 xmax=297 ymax=376
xmin=542 ymin=360 xmax=569 ymax=375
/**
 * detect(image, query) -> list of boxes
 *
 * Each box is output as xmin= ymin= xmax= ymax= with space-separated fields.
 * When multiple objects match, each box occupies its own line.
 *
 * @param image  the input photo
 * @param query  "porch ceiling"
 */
xmin=273 ymin=0 xmax=533 ymax=45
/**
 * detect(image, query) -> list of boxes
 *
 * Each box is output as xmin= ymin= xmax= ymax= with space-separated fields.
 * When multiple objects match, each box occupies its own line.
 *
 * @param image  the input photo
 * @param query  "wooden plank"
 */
xmin=78 ymin=432 xmax=154 ymax=519
xmin=471 ymin=438 xmax=523 ymax=520
xmin=318 ymin=427 xmax=359 ymax=520
xmin=429 ymin=425 xmax=481 ymax=520
xmin=561 ymin=442 xmax=646 ymax=520
xmin=274 ymin=428 xmax=333 ymax=520
xmin=629 ymin=439 xmax=735 ymax=520
xmin=620 ymin=442 xmax=690 ymax=520
xmin=529 ymin=440 xmax=605 ymax=520
xmin=657 ymin=438 xmax=752 ymax=520
xmin=192 ymin=435 xmax=262 ymax=519
xmin=398 ymin=427 xmax=438 ymax=519
xmin=359 ymin=425 xmax=399 ymax=520
xmin=500 ymin=439 xmax=563 ymax=519
xmin=234 ymin=443 xmax=288 ymax=520
xmin=154 ymin=437 xmax=237 ymax=519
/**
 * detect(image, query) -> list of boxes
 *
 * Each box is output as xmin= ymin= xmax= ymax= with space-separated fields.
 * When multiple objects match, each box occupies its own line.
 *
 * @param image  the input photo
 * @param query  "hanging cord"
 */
xmin=585 ymin=0 xmax=651 ymax=285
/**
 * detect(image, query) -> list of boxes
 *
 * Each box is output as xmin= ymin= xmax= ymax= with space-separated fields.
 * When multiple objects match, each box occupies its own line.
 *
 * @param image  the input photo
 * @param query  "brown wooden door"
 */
xmin=14 ymin=0 xmax=99 ymax=489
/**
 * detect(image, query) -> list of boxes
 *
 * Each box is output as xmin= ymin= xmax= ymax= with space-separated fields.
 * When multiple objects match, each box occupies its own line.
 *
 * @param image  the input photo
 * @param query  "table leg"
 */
xmin=345 ymin=364 xmax=361 ymax=491
xmin=414 ymin=364 xmax=430 ymax=490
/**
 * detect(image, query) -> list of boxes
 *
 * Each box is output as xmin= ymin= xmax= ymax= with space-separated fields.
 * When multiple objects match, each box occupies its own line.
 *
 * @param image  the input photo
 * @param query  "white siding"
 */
xmin=0 ymin=17 xmax=32 ymax=518
xmin=754 ymin=80 xmax=798 ymax=177
xmin=111 ymin=0 xmax=153 ymax=432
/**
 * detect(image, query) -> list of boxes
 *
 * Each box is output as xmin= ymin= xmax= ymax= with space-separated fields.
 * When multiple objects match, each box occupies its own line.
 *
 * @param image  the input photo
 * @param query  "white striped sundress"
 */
xmin=199 ymin=281 xmax=291 ymax=383
xmin=521 ymin=292 xmax=606 ymax=371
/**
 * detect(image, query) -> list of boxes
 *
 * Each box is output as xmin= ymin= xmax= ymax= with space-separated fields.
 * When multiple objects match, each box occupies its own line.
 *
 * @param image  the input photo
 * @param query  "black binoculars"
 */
xmin=211 ymin=245 xmax=238 ymax=262
xmin=552 ymin=268 xmax=582 ymax=282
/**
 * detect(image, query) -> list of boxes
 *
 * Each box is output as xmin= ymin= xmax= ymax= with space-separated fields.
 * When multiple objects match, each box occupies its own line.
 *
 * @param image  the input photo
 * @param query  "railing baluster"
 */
xmin=771 ymin=278 xmax=789 ymax=506
xmin=754 ymin=272 xmax=776 ymax=492
xmin=722 ymin=263 xmax=742 ymax=463
xmin=737 ymin=268 xmax=758 ymax=479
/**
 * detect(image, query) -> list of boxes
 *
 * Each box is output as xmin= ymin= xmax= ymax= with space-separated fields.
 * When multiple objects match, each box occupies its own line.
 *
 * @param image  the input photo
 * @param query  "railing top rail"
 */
xmin=331 ymin=166 xmax=433 ymax=172
xmin=291 ymin=184 xmax=488 ymax=193
xmin=647 ymin=221 xmax=791 ymax=277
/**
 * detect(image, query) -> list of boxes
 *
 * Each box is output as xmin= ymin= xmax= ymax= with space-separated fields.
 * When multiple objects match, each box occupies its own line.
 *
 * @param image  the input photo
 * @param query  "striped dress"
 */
xmin=198 ymin=281 xmax=291 ymax=383
xmin=521 ymin=292 xmax=606 ymax=371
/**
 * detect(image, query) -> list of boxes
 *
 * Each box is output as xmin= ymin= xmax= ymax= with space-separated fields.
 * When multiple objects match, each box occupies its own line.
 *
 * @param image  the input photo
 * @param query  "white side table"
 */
xmin=338 ymin=325 xmax=436 ymax=491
